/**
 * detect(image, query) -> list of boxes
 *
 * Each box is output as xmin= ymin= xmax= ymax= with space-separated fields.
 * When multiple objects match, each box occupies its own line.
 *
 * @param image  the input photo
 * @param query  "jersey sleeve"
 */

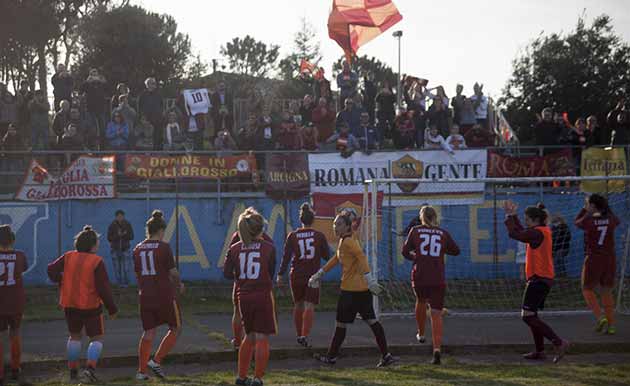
xmin=47 ymin=254 xmax=65 ymax=283
xmin=401 ymin=229 xmax=416 ymax=261
xmin=20 ymin=252 xmax=29 ymax=272
xmin=444 ymin=231 xmax=461 ymax=256
xmin=162 ymin=243 xmax=176 ymax=272
xmin=268 ymin=245 xmax=277 ymax=280
xmin=278 ymin=233 xmax=294 ymax=276
xmin=94 ymin=261 xmax=118 ymax=315
xmin=223 ymin=247 xmax=237 ymax=280
xmin=574 ymin=208 xmax=590 ymax=229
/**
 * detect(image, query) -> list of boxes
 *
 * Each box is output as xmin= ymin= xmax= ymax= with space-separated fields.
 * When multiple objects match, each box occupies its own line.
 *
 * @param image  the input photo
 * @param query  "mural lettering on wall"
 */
xmin=0 ymin=203 xmax=49 ymax=274
xmin=469 ymin=201 xmax=515 ymax=263
xmin=163 ymin=205 xmax=210 ymax=268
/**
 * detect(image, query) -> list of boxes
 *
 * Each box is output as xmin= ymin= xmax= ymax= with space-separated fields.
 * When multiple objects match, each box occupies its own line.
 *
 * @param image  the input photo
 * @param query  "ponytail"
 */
xmin=525 ymin=203 xmax=548 ymax=227
xmin=146 ymin=210 xmax=167 ymax=237
xmin=419 ymin=206 xmax=439 ymax=227
xmin=238 ymin=210 xmax=265 ymax=246
xmin=299 ymin=203 xmax=315 ymax=226
xmin=75 ymin=225 xmax=99 ymax=252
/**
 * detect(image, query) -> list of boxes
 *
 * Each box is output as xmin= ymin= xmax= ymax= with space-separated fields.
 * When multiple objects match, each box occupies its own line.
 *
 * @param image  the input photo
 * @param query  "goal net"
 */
xmin=362 ymin=176 xmax=630 ymax=317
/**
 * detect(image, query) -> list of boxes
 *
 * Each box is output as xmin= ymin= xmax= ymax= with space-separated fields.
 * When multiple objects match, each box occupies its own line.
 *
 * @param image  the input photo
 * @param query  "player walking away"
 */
xmin=277 ymin=203 xmax=330 ymax=348
xmin=47 ymin=226 xmax=118 ymax=383
xmin=575 ymin=194 xmax=620 ymax=335
xmin=504 ymin=202 xmax=570 ymax=363
xmin=401 ymin=206 xmax=460 ymax=365
xmin=0 ymin=225 xmax=29 ymax=386
xmin=309 ymin=211 xmax=398 ymax=368
xmin=228 ymin=207 xmax=273 ymax=351
xmin=224 ymin=209 xmax=277 ymax=386
xmin=134 ymin=210 xmax=184 ymax=381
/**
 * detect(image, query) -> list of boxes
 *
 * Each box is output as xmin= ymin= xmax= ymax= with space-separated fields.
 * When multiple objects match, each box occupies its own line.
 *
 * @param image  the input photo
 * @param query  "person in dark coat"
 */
xmin=107 ymin=210 xmax=135 ymax=286
xmin=550 ymin=214 xmax=571 ymax=278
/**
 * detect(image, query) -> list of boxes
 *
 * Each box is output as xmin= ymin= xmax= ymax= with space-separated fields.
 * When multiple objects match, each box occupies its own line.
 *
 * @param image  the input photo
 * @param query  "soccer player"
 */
xmin=308 ymin=211 xmax=398 ymax=368
xmin=228 ymin=207 xmax=273 ymax=351
xmin=277 ymin=203 xmax=330 ymax=348
xmin=0 ymin=225 xmax=28 ymax=386
xmin=134 ymin=210 xmax=184 ymax=381
xmin=47 ymin=225 xmax=118 ymax=382
xmin=504 ymin=201 xmax=569 ymax=362
xmin=401 ymin=206 xmax=460 ymax=365
xmin=224 ymin=209 xmax=277 ymax=386
xmin=575 ymin=194 xmax=620 ymax=335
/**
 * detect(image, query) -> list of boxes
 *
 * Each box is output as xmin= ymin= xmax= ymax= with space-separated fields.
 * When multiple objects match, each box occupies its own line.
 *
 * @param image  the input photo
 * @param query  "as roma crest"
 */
xmin=392 ymin=154 xmax=423 ymax=193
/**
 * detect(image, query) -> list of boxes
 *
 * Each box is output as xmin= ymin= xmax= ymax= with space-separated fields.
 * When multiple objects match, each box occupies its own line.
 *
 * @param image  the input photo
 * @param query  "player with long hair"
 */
xmin=224 ymin=209 xmax=277 ymax=386
xmin=277 ymin=203 xmax=330 ymax=348
xmin=134 ymin=210 xmax=184 ymax=381
xmin=309 ymin=211 xmax=398 ymax=368
xmin=0 ymin=225 xmax=29 ymax=385
xmin=575 ymin=194 xmax=620 ymax=335
xmin=504 ymin=201 xmax=569 ymax=362
xmin=228 ymin=207 xmax=273 ymax=351
xmin=402 ymin=206 xmax=460 ymax=365
xmin=47 ymin=225 xmax=118 ymax=382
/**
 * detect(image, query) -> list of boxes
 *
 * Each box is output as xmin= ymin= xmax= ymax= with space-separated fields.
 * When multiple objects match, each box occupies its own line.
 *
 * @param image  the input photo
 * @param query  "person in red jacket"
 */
xmin=277 ymin=203 xmax=329 ymax=348
xmin=0 ymin=225 xmax=29 ymax=386
xmin=504 ymin=201 xmax=569 ymax=363
xmin=402 ymin=206 xmax=460 ymax=365
xmin=224 ymin=209 xmax=277 ymax=386
xmin=575 ymin=194 xmax=620 ymax=335
xmin=47 ymin=226 xmax=118 ymax=383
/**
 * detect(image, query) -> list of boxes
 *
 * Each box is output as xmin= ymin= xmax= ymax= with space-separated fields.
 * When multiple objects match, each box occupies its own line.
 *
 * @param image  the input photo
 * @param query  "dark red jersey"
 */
xmin=402 ymin=225 xmax=460 ymax=287
xmin=133 ymin=240 xmax=176 ymax=309
xmin=0 ymin=250 xmax=28 ymax=315
xmin=229 ymin=231 xmax=273 ymax=247
xmin=279 ymin=228 xmax=329 ymax=280
xmin=575 ymin=208 xmax=620 ymax=263
xmin=223 ymin=239 xmax=276 ymax=297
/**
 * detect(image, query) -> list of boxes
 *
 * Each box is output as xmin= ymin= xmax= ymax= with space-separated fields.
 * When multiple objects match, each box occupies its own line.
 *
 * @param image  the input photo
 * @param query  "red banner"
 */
xmin=265 ymin=154 xmax=309 ymax=200
xmin=124 ymin=154 xmax=256 ymax=180
xmin=488 ymin=149 xmax=575 ymax=178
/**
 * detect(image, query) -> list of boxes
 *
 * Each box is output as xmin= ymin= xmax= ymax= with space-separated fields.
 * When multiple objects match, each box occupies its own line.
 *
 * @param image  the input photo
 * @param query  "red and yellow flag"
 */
xmin=328 ymin=0 xmax=403 ymax=61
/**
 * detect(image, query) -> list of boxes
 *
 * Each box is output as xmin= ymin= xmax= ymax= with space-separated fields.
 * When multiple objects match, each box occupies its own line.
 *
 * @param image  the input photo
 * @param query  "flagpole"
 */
xmin=393 ymin=30 xmax=403 ymax=109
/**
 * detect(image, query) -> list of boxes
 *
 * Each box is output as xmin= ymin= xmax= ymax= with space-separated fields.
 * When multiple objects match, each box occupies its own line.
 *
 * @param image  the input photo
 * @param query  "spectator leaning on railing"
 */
xmin=533 ymin=107 xmax=563 ymax=150
xmin=425 ymin=123 xmax=453 ymax=154
xmin=326 ymin=120 xmax=359 ymax=157
xmin=336 ymin=98 xmax=362 ymax=135
xmin=446 ymin=124 xmax=467 ymax=150
xmin=312 ymin=97 xmax=336 ymax=149
xmin=51 ymin=63 xmax=74 ymax=112
xmin=392 ymin=105 xmax=415 ymax=150
xmin=464 ymin=123 xmax=496 ymax=148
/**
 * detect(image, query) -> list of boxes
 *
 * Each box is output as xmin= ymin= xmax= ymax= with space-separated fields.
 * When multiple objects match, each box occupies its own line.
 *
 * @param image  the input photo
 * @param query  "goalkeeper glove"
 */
xmin=308 ymin=269 xmax=325 ymax=288
xmin=364 ymin=273 xmax=383 ymax=296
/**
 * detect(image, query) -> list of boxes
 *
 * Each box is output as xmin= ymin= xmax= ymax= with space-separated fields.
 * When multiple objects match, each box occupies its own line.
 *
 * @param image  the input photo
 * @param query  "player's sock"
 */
xmin=582 ymin=289 xmax=602 ymax=320
xmin=86 ymin=340 xmax=103 ymax=369
xmin=302 ymin=308 xmax=314 ymax=337
xmin=601 ymin=292 xmax=615 ymax=327
xmin=430 ymin=313 xmax=443 ymax=352
xmin=254 ymin=338 xmax=270 ymax=379
xmin=293 ymin=306 xmax=304 ymax=337
xmin=237 ymin=337 xmax=255 ymax=379
xmin=327 ymin=327 xmax=346 ymax=358
xmin=415 ymin=300 xmax=427 ymax=337
xmin=154 ymin=329 xmax=178 ymax=364
xmin=138 ymin=336 xmax=153 ymax=374
xmin=529 ymin=316 xmax=562 ymax=346
xmin=369 ymin=322 xmax=389 ymax=356
xmin=523 ymin=315 xmax=555 ymax=350
xmin=66 ymin=338 xmax=81 ymax=369
xmin=9 ymin=335 xmax=21 ymax=371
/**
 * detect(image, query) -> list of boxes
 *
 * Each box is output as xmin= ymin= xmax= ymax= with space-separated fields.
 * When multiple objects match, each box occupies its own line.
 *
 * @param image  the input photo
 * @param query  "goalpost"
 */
xmin=362 ymin=176 xmax=630 ymax=318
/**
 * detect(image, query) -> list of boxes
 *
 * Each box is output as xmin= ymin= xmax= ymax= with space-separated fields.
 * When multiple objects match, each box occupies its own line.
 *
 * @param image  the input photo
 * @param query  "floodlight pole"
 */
xmin=393 ymin=30 xmax=403 ymax=109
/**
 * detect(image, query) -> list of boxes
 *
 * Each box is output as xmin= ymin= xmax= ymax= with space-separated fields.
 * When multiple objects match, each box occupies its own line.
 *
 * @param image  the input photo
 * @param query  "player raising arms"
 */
xmin=575 ymin=194 xmax=620 ymax=335
xmin=227 ymin=207 xmax=274 ymax=351
xmin=224 ymin=209 xmax=277 ymax=386
xmin=309 ymin=211 xmax=398 ymax=368
xmin=47 ymin=226 xmax=118 ymax=383
xmin=0 ymin=225 xmax=29 ymax=386
xmin=277 ymin=203 xmax=330 ymax=348
xmin=134 ymin=210 xmax=184 ymax=381
xmin=401 ymin=206 xmax=460 ymax=365
xmin=504 ymin=201 xmax=569 ymax=363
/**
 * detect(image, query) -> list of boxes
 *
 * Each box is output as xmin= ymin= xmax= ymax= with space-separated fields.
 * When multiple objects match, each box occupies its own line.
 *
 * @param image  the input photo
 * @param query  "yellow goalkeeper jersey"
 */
xmin=323 ymin=236 xmax=370 ymax=292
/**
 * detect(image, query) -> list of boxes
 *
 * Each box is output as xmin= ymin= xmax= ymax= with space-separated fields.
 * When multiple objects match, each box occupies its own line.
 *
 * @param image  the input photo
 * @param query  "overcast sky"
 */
xmin=135 ymin=0 xmax=630 ymax=98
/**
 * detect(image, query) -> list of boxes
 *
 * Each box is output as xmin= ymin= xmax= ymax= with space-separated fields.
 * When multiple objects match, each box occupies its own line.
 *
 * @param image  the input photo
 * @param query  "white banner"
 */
xmin=308 ymin=150 xmax=487 ymax=205
xmin=15 ymin=156 xmax=116 ymax=201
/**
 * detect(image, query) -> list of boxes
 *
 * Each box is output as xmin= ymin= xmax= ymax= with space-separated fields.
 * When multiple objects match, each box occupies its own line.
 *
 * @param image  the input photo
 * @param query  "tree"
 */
xmin=187 ymin=53 xmax=209 ymax=81
xmin=333 ymin=55 xmax=397 ymax=86
xmin=74 ymin=5 xmax=191 ymax=93
xmin=499 ymin=14 xmax=630 ymax=144
xmin=279 ymin=18 xmax=322 ymax=80
xmin=220 ymin=35 xmax=279 ymax=78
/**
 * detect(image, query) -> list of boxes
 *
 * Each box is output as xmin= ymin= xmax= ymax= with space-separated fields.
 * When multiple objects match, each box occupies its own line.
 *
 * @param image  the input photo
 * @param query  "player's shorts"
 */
xmin=290 ymin=276 xmax=320 ymax=305
xmin=64 ymin=308 xmax=104 ymax=338
xmin=413 ymin=285 xmax=446 ymax=311
xmin=140 ymin=301 xmax=182 ymax=331
xmin=582 ymin=260 xmax=616 ymax=289
xmin=522 ymin=279 xmax=551 ymax=313
xmin=336 ymin=290 xmax=376 ymax=324
xmin=0 ymin=314 xmax=22 ymax=332
xmin=238 ymin=292 xmax=278 ymax=335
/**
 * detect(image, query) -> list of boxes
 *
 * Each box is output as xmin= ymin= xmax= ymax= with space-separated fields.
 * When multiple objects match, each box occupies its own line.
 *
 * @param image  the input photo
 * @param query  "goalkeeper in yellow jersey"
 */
xmin=308 ymin=211 xmax=398 ymax=368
